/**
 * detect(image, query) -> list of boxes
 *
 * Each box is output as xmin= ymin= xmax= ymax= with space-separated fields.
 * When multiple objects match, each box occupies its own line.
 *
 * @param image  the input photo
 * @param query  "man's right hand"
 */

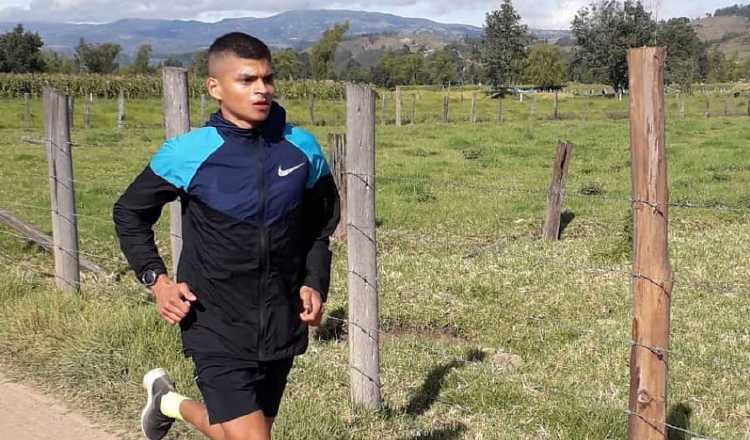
xmin=150 ymin=274 xmax=197 ymax=325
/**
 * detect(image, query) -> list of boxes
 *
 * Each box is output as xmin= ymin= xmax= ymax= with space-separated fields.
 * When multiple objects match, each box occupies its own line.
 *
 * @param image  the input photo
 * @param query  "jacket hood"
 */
xmin=206 ymin=101 xmax=286 ymax=142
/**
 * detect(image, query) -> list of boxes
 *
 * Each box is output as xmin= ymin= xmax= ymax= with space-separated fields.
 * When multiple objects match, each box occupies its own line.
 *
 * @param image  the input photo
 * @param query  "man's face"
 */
xmin=206 ymin=54 xmax=275 ymax=128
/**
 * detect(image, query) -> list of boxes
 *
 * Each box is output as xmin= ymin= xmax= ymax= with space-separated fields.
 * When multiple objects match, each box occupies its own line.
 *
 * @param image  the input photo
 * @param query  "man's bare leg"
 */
xmin=220 ymin=410 xmax=270 ymax=440
xmin=179 ymin=399 xmax=225 ymax=440
xmin=179 ymin=399 xmax=271 ymax=440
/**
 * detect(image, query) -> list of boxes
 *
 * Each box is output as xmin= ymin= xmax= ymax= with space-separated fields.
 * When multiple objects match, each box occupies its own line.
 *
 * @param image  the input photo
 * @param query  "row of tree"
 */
xmin=1 ymin=1 xmax=749 ymax=91
xmin=714 ymin=3 xmax=750 ymax=18
xmin=0 ymin=25 xmax=189 ymax=75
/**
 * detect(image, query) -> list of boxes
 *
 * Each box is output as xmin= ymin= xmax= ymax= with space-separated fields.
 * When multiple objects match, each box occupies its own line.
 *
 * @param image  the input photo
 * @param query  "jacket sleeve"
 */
xmin=302 ymin=161 xmax=341 ymax=303
xmin=112 ymin=156 xmax=182 ymax=281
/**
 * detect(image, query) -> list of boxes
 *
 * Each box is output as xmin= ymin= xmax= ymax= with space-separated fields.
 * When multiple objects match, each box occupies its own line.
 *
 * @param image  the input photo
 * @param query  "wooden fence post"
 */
xmin=724 ymin=96 xmax=730 ymax=117
xmin=345 ymin=84 xmax=381 ymax=409
xmin=678 ymin=93 xmax=685 ymax=119
xmin=43 ymin=87 xmax=80 ymax=292
xmin=442 ymin=95 xmax=449 ymax=123
xmin=328 ymin=133 xmax=347 ymax=242
xmin=627 ymin=47 xmax=672 ymax=440
xmin=470 ymin=93 xmax=477 ymax=123
xmin=530 ymin=94 xmax=536 ymax=118
xmin=380 ymin=92 xmax=386 ymax=127
xmin=410 ymin=93 xmax=416 ymax=125
xmin=309 ymin=93 xmax=316 ymax=126
xmin=23 ymin=92 xmax=31 ymax=129
xmin=496 ymin=97 xmax=503 ymax=123
xmin=162 ymin=67 xmax=191 ymax=276
xmin=704 ymin=95 xmax=710 ymax=118
xmin=117 ymin=89 xmax=126 ymax=129
xmin=747 ymin=94 xmax=750 ymax=116
xmin=0 ymin=208 xmax=104 ymax=275
xmin=395 ymin=86 xmax=402 ymax=127
xmin=542 ymin=142 xmax=573 ymax=240
xmin=67 ymin=95 xmax=74 ymax=130
xmin=553 ymin=90 xmax=559 ymax=120
xmin=83 ymin=98 xmax=91 ymax=129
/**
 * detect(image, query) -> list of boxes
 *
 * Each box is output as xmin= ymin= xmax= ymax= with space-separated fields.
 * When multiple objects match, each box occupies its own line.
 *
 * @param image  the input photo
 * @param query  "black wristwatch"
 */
xmin=139 ymin=268 xmax=164 ymax=288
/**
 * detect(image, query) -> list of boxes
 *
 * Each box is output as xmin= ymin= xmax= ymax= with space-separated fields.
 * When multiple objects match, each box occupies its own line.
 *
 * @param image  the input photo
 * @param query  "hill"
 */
xmin=0 ymin=9 xmax=572 ymax=65
xmin=693 ymin=14 xmax=750 ymax=59
xmin=0 ymin=9 xmax=482 ymax=57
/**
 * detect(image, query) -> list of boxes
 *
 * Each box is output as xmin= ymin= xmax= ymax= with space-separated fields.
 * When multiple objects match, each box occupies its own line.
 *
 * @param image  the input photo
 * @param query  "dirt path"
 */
xmin=0 ymin=372 xmax=123 ymax=439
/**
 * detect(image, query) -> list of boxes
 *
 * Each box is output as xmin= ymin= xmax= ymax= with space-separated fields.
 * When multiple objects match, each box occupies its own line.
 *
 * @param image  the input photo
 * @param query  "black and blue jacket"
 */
xmin=113 ymin=103 xmax=340 ymax=361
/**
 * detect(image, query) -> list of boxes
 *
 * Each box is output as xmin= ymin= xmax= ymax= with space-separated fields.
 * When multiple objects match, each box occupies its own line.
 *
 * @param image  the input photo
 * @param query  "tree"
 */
xmin=740 ymin=57 xmax=750 ymax=81
xmin=656 ymin=17 xmax=707 ymax=91
xmin=162 ymin=56 xmax=183 ymax=68
xmin=370 ymin=48 xmax=431 ymax=87
xmin=726 ymin=51 xmax=743 ymax=81
xmin=426 ymin=48 xmax=459 ymax=86
xmin=191 ymin=50 xmax=208 ymax=77
xmin=274 ymin=49 xmax=312 ymax=80
xmin=0 ymin=24 xmax=45 ymax=73
xmin=310 ymin=22 xmax=350 ymax=80
xmin=570 ymin=0 xmax=656 ymax=92
xmin=707 ymin=47 xmax=729 ymax=82
xmin=340 ymin=58 xmax=371 ymax=83
xmin=128 ymin=44 xmax=154 ymax=74
xmin=525 ymin=43 xmax=566 ymax=89
xmin=481 ymin=0 xmax=531 ymax=87
xmin=41 ymin=49 xmax=76 ymax=74
xmin=75 ymin=38 xmax=121 ymax=74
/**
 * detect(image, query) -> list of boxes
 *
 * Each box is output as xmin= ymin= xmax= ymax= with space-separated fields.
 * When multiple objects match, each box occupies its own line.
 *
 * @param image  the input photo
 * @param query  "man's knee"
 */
xmin=220 ymin=411 xmax=270 ymax=440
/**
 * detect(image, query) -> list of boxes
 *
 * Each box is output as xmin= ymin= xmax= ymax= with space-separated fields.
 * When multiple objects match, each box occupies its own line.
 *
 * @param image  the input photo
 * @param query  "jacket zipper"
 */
xmin=257 ymin=136 xmax=270 ymax=358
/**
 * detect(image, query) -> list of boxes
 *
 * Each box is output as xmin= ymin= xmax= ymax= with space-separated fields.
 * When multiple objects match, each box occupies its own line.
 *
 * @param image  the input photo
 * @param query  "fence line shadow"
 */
xmin=667 ymin=402 xmax=693 ymax=440
xmin=404 ymin=348 xmax=486 ymax=417
xmin=314 ymin=306 xmax=347 ymax=342
xmin=397 ymin=424 xmax=466 ymax=440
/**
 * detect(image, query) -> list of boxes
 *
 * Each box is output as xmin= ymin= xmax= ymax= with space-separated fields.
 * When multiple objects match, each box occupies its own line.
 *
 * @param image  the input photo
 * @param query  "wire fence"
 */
xmin=6 ymin=90 xmax=750 ymax=134
xmin=1 ymin=180 xmax=747 ymax=438
xmin=2 ymin=127 xmax=750 ymax=438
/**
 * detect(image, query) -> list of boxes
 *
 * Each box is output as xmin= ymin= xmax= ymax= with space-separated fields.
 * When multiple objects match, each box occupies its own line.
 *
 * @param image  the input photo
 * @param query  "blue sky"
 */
xmin=0 ymin=0 xmax=734 ymax=29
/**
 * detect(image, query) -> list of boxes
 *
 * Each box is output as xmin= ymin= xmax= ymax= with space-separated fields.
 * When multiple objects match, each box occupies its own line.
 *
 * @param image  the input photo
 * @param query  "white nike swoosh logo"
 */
xmin=278 ymin=162 xmax=305 ymax=177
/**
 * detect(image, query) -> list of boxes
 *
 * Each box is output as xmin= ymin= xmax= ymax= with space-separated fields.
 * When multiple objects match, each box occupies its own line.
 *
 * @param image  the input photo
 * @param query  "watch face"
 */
xmin=142 ymin=270 xmax=157 ymax=286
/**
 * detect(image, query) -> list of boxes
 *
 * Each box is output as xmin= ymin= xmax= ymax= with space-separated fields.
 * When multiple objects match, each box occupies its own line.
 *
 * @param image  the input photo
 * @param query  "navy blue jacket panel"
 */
xmin=113 ymin=103 xmax=340 ymax=361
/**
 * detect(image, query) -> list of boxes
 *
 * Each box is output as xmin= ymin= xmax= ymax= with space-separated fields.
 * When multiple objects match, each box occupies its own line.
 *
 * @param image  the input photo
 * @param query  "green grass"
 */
xmin=0 ymin=88 xmax=749 ymax=439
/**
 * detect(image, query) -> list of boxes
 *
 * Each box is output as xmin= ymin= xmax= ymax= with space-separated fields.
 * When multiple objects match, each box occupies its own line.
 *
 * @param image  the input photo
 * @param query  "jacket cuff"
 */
xmin=303 ymin=274 xmax=329 ymax=303
xmin=134 ymin=261 xmax=168 ymax=283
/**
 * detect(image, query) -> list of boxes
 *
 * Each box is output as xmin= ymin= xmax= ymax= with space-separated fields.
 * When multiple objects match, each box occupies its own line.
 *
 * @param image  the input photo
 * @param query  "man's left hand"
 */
xmin=299 ymin=286 xmax=324 ymax=327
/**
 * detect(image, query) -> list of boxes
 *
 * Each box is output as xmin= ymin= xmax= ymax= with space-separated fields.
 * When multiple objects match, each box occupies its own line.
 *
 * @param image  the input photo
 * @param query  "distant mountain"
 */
xmin=0 ymin=9 xmax=482 ymax=57
xmin=0 ymin=9 xmax=569 ymax=60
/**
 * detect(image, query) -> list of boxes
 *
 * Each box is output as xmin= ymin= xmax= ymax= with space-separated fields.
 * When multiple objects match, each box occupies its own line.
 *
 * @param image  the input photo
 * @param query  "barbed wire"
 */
xmin=0 ymin=228 xmax=739 ymax=438
xmin=374 ymin=176 xmax=750 ymax=212
xmin=0 ymin=228 xmax=124 ymax=268
xmin=324 ymin=314 xmax=726 ymax=439
xmin=624 ymin=410 xmax=718 ymax=440
xmin=0 ymin=199 xmax=145 ymax=227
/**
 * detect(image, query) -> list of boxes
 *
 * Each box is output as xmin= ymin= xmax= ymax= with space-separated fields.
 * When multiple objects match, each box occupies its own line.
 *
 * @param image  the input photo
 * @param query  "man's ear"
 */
xmin=205 ymin=77 xmax=222 ymax=101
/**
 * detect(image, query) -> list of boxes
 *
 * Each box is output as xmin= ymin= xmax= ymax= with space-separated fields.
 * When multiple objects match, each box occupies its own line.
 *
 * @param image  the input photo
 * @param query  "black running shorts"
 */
xmin=191 ymin=356 xmax=294 ymax=425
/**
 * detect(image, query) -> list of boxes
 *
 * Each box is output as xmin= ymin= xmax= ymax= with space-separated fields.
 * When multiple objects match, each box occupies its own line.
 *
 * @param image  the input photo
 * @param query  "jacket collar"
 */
xmin=206 ymin=102 xmax=286 ymax=142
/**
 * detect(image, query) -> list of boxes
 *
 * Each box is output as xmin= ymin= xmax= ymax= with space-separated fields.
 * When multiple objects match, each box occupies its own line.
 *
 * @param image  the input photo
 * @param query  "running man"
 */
xmin=113 ymin=32 xmax=340 ymax=440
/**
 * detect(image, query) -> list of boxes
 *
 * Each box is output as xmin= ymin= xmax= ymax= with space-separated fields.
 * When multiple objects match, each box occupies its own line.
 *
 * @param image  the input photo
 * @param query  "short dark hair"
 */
xmin=207 ymin=32 xmax=272 ymax=68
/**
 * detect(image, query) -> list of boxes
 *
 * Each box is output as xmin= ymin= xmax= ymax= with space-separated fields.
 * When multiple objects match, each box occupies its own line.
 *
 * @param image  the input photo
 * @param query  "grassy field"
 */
xmin=0 ymin=86 xmax=749 ymax=439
